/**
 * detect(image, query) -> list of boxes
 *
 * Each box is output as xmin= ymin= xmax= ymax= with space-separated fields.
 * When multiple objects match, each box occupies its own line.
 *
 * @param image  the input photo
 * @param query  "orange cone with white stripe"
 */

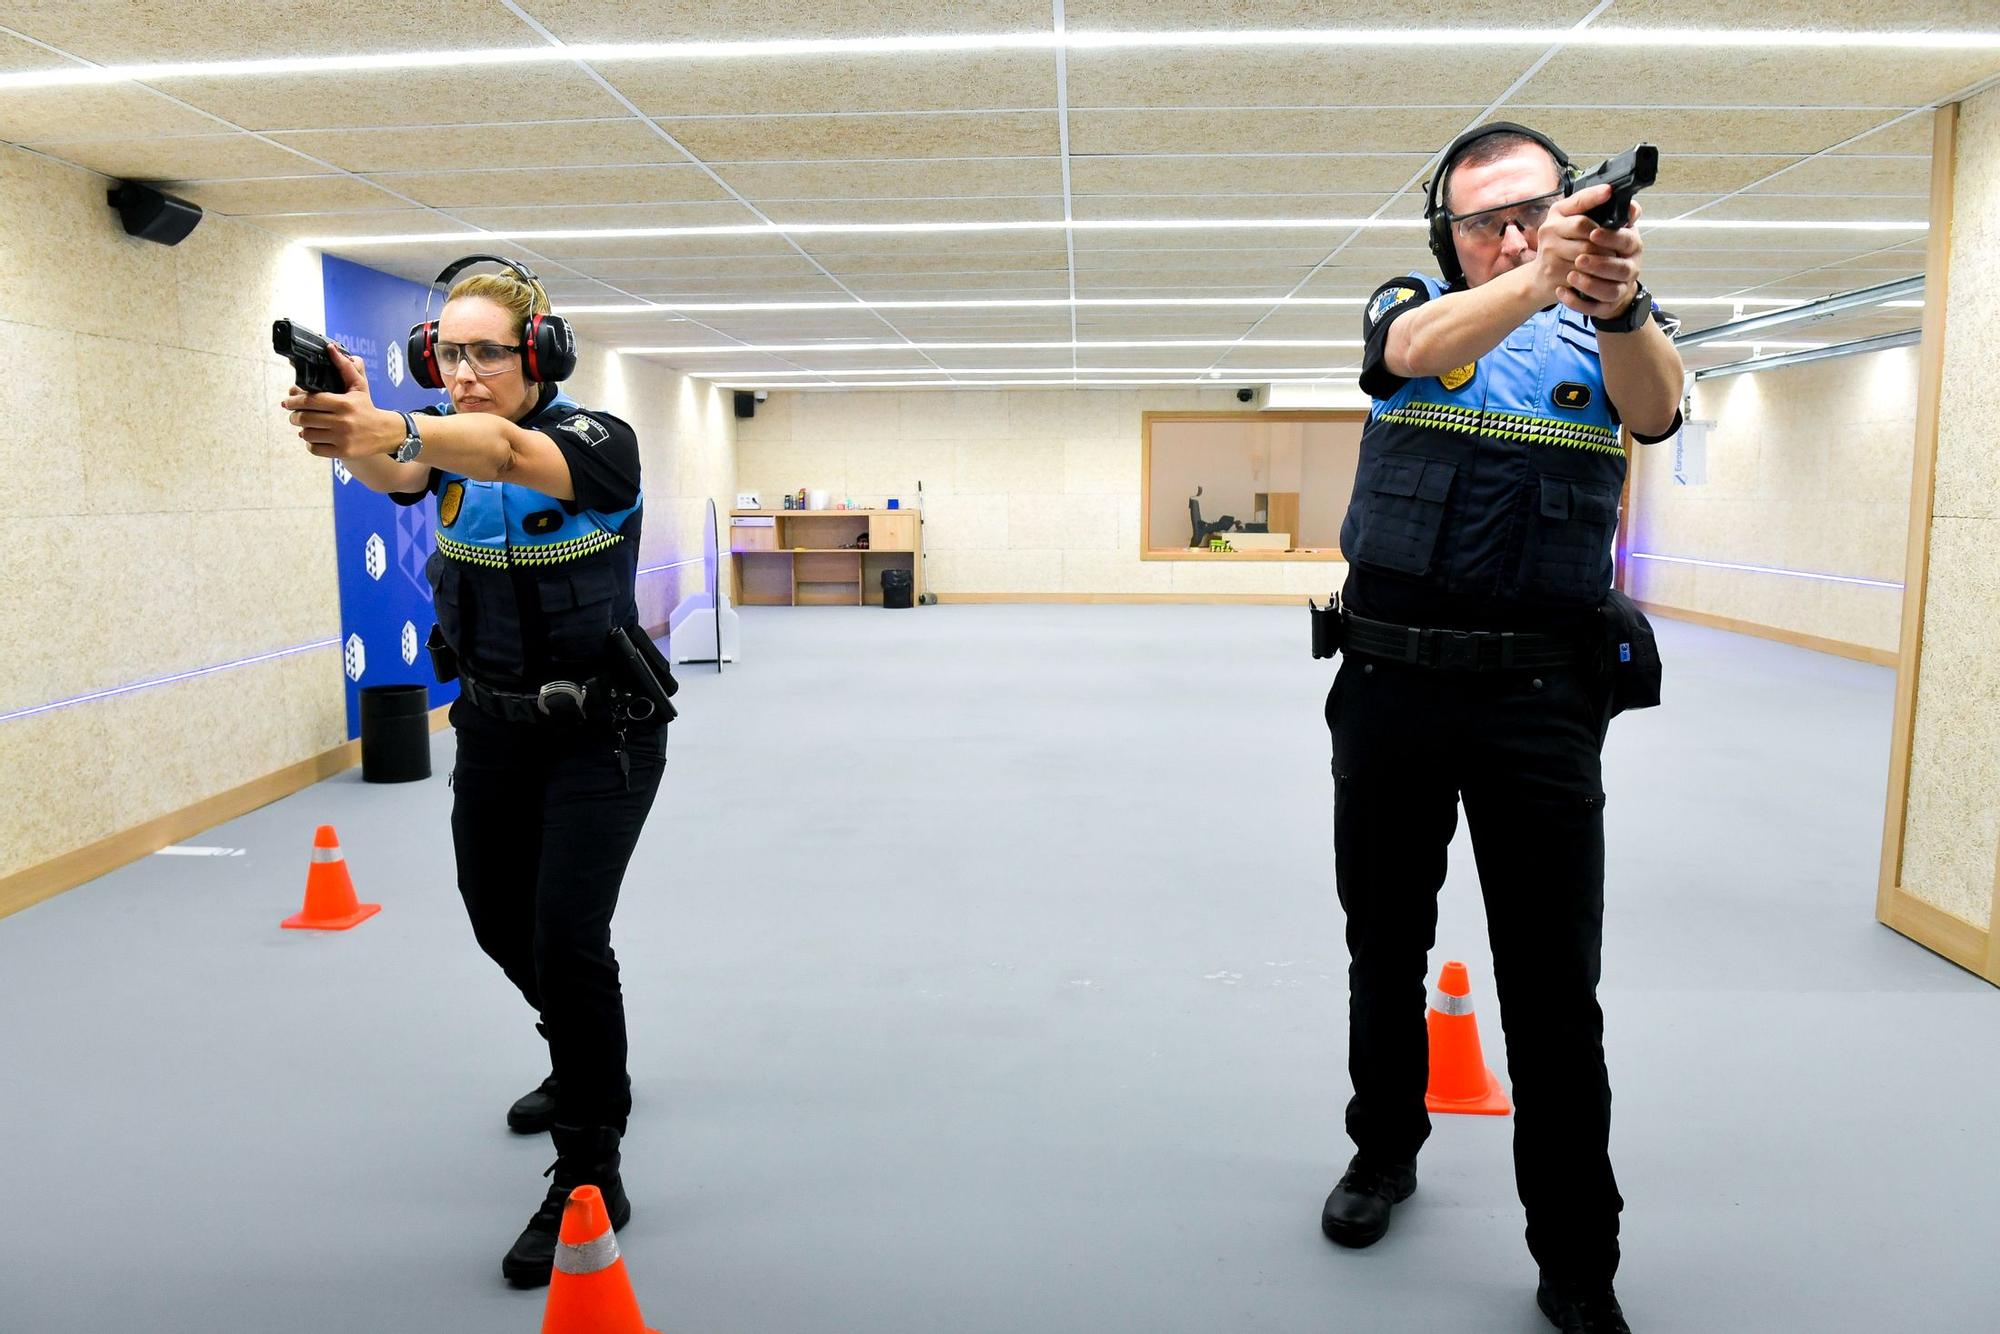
xmin=280 ymin=825 xmax=380 ymax=931
xmin=1424 ymin=960 xmax=1511 ymax=1116
xmin=540 ymin=1185 xmax=659 ymax=1334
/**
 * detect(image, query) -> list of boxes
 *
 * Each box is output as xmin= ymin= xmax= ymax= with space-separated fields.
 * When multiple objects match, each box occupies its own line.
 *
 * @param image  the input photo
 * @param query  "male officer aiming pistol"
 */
xmin=1318 ymin=123 xmax=1682 ymax=1334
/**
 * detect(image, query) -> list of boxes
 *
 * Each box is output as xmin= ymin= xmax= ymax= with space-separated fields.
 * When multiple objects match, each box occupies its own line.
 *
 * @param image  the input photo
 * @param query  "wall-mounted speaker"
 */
xmin=733 ymin=390 xmax=757 ymax=419
xmin=107 ymin=181 xmax=203 ymax=247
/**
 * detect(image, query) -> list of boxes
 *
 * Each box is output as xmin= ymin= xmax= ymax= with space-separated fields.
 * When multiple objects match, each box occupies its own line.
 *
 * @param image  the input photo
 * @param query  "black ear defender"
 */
xmin=1422 ymin=121 xmax=1575 ymax=290
xmin=406 ymin=254 xmax=578 ymax=389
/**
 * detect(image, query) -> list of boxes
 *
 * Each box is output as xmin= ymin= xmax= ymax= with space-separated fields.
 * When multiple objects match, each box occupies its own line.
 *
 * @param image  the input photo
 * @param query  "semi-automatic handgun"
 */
xmin=1571 ymin=144 xmax=1658 ymax=229
xmin=271 ymin=318 xmax=346 ymax=394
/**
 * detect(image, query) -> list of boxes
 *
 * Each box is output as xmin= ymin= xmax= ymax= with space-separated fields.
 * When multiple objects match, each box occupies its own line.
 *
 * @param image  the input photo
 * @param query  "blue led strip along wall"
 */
xmin=0 ymin=640 xmax=339 ymax=726
xmin=3 ymin=556 xmax=706 ymax=728
xmin=1627 ymin=551 xmax=1904 ymax=590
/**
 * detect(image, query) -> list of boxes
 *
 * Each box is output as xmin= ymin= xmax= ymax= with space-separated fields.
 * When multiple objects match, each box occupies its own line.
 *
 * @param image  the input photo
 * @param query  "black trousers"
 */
xmin=449 ymin=699 xmax=666 ymax=1133
xmin=1327 ymin=653 xmax=1623 ymax=1286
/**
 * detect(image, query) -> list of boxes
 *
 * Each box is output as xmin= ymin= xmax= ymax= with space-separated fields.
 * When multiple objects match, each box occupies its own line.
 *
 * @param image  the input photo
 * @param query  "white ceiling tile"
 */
xmin=1069 ymin=106 xmax=1470 ymax=155
xmin=1514 ymin=47 xmax=2000 ymax=111
xmin=17 ymin=133 xmax=333 ymax=182
xmin=663 ymin=111 xmax=1059 ymax=161
xmin=0 ymin=1 xmax=538 ymax=62
xmin=1067 ymin=46 xmax=1521 ymax=110
xmin=379 ymin=165 xmax=735 ymax=208
xmin=179 ymin=175 xmax=409 ymax=215
xmin=521 ymin=0 xmax=1050 ymax=42
xmin=599 ymin=51 xmax=1054 ymax=117
xmin=268 ymin=119 xmax=684 ymax=174
xmin=169 ymin=66 xmax=632 ymax=133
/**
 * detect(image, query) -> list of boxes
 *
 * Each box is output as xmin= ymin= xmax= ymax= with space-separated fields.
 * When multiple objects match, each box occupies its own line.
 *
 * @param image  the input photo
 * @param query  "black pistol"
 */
xmin=272 ymin=318 xmax=346 ymax=394
xmin=1570 ymin=144 xmax=1658 ymax=229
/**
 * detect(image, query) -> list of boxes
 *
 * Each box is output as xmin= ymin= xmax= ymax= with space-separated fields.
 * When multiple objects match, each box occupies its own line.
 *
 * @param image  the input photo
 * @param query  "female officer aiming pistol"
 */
xmin=280 ymin=255 xmax=671 ymax=1288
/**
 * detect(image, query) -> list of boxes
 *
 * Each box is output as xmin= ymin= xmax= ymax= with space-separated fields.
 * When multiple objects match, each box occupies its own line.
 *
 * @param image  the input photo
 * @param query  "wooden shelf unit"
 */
xmin=729 ymin=509 xmax=924 ymax=608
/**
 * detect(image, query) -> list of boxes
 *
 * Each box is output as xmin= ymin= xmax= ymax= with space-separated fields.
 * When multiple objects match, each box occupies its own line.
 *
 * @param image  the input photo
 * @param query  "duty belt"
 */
xmin=1341 ymin=610 xmax=1581 ymax=671
xmin=457 ymin=668 xmax=610 ymax=724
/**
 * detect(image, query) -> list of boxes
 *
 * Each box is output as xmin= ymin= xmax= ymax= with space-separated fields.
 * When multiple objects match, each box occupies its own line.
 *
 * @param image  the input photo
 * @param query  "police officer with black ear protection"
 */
xmin=1315 ymin=125 xmax=1681 ymax=1334
xmin=280 ymin=255 xmax=676 ymax=1289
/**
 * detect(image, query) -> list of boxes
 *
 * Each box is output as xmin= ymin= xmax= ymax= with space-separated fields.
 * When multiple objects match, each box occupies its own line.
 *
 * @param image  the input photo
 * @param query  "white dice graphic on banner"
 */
xmin=332 ymin=459 xmax=353 ymax=485
xmin=364 ymin=532 xmax=387 ymax=581
xmin=401 ymin=620 xmax=419 ymax=666
xmin=344 ymin=634 xmax=366 ymax=682
xmin=386 ymin=340 xmax=406 ymax=388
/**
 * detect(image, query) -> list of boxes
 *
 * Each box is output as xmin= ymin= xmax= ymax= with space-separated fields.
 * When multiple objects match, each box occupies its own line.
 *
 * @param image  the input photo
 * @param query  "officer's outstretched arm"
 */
xmin=1385 ymin=263 xmax=1546 ymax=380
xmin=282 ymin=346 xmax=577 ymax=500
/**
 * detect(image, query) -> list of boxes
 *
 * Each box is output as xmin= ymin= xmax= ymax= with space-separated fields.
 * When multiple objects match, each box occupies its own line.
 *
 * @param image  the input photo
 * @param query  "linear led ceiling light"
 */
xmin=563 ymin=295 xmax=1805 ymax=315
xmin=621 ymin=339 xmax=1359 ymax=353
xmin=1690 ymin=328 xmax=1921 ymax=380
xmin=6 ymin=28 xmax=1995 ymax=90
xmin=301 ymin=216 xmax=1922 ymax=248
xmin=1675 ymin=275 xmax=1924 ymax=349
xmin=716 ymin=377 xmax=1356 ymax=389
xmin=671 ymin=366 xmax=1360 ymax=377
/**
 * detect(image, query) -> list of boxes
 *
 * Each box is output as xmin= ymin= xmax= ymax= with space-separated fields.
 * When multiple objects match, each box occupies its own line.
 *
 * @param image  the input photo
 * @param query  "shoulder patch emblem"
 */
xmin=438 ymin=480 xmax=464 ymax=527
xmin=1440 ymin=363 xmax=1476 ymax=392
xmin=1552 ymin=381 xmax=1593 ymax=410
xmin=560 ymin=413 xmax=611 ymax=448
xmin=1367 ymin=286 xmax=1417 ymax=328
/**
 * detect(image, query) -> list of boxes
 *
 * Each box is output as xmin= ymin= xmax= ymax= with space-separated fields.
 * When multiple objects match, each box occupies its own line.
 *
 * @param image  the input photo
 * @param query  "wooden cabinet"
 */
xmin=869 ymin=512 xmax=917 ymax=552
xmin=729 ymin=510 xmax=923 ymax=608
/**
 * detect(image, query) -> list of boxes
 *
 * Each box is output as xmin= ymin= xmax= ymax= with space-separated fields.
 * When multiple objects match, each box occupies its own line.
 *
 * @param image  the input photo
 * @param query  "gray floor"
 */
xmin=3 ymin=606 xmax=1995 ymax=1333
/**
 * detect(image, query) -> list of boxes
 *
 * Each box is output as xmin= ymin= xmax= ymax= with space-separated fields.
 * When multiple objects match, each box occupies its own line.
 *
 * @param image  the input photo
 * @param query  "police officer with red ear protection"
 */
xmin=1316 ymin=125 xmax=1682 ymax=1334
xmin=280 ymin=255 xmax=675 ymax=1289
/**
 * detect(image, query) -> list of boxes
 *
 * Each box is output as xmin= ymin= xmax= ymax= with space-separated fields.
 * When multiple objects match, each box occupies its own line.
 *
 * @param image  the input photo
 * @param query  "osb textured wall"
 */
xmin=0 ymin=143 xmax=733 ymax=885
xmin=736 ymin=388 xmax=1346 ymax=598
xmin=1900 ymin=88 xmax=2000 ymax=930
xmin=1626 ymin=348 xmax=1915 ymax=654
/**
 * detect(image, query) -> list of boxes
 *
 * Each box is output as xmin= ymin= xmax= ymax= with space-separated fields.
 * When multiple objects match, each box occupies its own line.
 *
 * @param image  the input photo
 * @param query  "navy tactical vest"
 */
xmin=426 ymin=393 xmax=642 ymax=684
xmin=1341 ymin=273 xmax=1625 ymax=627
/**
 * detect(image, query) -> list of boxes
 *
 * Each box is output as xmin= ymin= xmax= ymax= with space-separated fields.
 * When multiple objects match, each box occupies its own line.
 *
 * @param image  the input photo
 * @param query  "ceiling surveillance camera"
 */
xmin=1236 ymin=387 xmax=1255 ymax=403
xmin=754 ymin=390 xmax=769 ymax=402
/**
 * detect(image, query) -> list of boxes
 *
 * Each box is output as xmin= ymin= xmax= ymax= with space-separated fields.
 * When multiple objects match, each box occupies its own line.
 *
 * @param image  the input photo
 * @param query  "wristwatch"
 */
xmin=1592 ymin=281 xmax=1653 ymax=335
xmin=390 ymin=410 xmax=424 ymax=463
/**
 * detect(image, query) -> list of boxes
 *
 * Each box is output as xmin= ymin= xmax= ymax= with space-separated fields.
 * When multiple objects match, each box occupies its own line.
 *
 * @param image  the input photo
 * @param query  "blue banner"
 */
xmin=321 ymin=254 xmax=457 ymax=738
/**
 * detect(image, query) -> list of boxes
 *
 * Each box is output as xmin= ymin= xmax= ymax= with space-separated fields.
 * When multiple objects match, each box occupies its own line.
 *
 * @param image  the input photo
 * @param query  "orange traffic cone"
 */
xmin=540 ymin=1185 xmax=659 ymax=1334
xmin=280 ymin=825 xmax=380 ymax=931
xmin=1424 ymin=960 xmax=1511 ymax=1116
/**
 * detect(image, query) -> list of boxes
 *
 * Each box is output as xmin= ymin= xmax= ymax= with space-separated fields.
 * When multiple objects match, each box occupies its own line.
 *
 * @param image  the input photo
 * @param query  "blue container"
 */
xmin=886 ymin=498 xmax=900 ymax=509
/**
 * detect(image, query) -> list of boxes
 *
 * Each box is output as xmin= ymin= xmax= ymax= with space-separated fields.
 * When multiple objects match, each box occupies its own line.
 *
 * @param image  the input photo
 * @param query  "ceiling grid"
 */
xmin=2 ymin=2 xmax=1989 ymax=386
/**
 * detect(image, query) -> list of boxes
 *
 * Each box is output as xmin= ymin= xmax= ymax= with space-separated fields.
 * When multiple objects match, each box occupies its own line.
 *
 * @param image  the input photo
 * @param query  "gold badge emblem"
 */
xmin=1440 ymin=362 xmax=1476 ymax=391
xmin=439 ymin=480 xmax=464 ymax=527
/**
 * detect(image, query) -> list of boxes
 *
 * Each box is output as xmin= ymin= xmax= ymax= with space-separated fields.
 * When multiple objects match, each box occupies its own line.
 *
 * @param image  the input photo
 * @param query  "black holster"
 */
xmin=1595 ymin=590 xmax=1662 ymax=717
xmin=425 ymin=623 xmax=459 ymax=684
xmin=1310 ymin=593 xmax=1343 ymax=660
xmin=607 ymin=625 xmax=679 ymax=725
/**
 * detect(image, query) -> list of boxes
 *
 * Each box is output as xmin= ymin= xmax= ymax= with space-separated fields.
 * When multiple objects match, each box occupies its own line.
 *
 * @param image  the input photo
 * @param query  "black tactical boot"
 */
xmin=1319 ymin=1154 xmax=1417 ymax=1248
xmin=1537 ymin=1279 xmax=1633 ymax=1333
xmin=508 ymin=1075 xmax=558 ymax=1135
xmin=507 ymin=1024 xmax=558 ymax=1135
xmin=500 ymin=1124 xmax=633 ymax=1289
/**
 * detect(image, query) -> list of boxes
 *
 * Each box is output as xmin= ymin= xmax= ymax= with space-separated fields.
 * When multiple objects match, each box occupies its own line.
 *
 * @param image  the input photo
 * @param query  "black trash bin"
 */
xmin=359 ymin=683 xmax=432 ymax=783
xmin=881 ymin=568 xmax=914 ymax=609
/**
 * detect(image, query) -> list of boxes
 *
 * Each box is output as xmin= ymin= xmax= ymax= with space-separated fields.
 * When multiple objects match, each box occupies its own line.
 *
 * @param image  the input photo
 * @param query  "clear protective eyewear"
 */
xmin=1451 ymin=190 xmax=1562 ymax=245
xmin=435 ymin=340 xmax=525 ymax=375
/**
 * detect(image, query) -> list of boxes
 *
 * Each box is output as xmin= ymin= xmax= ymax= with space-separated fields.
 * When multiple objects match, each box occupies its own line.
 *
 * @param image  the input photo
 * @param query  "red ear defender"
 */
xmin=523 ymin=313 xmax=543 ymax=382
xmin=406 ymin=320 xmax=444 ymax=390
